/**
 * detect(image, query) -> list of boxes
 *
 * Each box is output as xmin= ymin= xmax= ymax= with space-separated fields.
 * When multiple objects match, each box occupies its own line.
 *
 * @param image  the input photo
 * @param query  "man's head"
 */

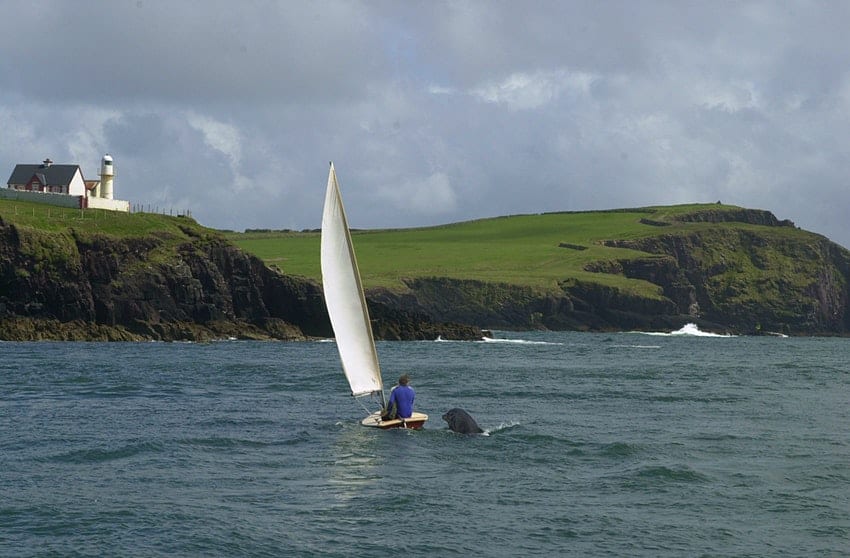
xmin=398 ymin=374 xmax=410 ymax=386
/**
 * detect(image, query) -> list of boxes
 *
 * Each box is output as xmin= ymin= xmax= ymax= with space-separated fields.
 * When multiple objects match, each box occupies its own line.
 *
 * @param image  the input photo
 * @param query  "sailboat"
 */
xmin=320 ymin=163 xmax=428 ymax=429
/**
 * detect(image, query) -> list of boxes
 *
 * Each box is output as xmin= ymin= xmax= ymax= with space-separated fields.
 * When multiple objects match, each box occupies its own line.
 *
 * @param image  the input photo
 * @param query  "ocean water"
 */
xmin=1 ymin=329 xmax=848 ymax=557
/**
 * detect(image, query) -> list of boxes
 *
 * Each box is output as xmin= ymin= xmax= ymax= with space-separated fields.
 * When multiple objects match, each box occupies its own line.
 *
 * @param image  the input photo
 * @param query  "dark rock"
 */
xmin=2 ymin=206 xmax=849 ymax=340
xmin=0 ymin=222 xmax=480 ymax=342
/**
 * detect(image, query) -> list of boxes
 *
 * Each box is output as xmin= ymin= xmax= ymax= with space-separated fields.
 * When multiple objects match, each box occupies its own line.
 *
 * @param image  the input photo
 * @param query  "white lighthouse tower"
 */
xmin=99 ymin=153 xmax=114 ymax=200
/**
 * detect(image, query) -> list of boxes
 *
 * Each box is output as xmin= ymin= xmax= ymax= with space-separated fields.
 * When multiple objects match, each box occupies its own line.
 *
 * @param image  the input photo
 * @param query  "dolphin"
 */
xmin=442 ymin=408 xmax=484 ymax=434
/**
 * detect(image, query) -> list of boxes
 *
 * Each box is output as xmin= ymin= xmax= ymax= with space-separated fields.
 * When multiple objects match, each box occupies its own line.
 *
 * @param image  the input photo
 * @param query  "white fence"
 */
xmin=86 ymin=196 xmax=130 ymax=212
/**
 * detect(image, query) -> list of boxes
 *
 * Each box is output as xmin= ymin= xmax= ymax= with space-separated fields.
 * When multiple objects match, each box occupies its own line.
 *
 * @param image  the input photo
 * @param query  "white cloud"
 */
xmin=470 ymin=69 xmax=596 ymax=110
xmin=186 ymin=112 xmax=243 ymax=168
xmin=427 ymin=85 xmax=456 ymax=96
xmin=691 ymin=80 xmax=762 ymax=113
xmin=184 ymin=111 xmax=261 ymax=196
xmin=67 ymin=108 xmax=124 ymax=170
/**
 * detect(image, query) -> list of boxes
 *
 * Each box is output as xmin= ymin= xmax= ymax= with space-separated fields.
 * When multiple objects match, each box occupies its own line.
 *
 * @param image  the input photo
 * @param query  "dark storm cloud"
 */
xmin=0 ymin=0 xmax=384 ymax=105
xmin=2 ymin=0 xmax=850 ymax=246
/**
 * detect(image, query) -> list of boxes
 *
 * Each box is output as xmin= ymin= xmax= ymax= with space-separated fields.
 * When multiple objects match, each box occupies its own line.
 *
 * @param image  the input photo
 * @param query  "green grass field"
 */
xmin=0 ymin=197 xmax=220 ymax=273
xmin=0 ymin=197 xmax=211 ymax=238
xmin=226 ymin=203 xmax=799 ymax=298
xmin=1 ymin=196 xmax=811 ymax=301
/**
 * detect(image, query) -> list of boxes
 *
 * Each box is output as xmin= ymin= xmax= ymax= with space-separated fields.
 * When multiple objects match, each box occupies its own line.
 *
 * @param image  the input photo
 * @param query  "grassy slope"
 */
xmin=0 ymin=198 xmax=228 ymax=280
xmin=0 ymin=197 xmax=211 ymax=237
xmin=228 ymin=212 xmax=650 ymax=292
xmin=2 ymin=197 xmax=820 ymax=306
xmin=227 ymin=203 xmax=815 ymax=299
xmin=0 ymin=199 xmax=220 ymax=260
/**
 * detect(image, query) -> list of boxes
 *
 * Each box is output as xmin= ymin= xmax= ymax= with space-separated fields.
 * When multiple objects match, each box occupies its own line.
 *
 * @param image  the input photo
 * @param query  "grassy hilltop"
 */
xmin=226 ymin=203 xmax=850 ymax=335
xmin=0 ymin=198 xmax=209 ymax=236
xmin=225 ymin=203 xmax=808 ymax=297
xmin=226 ymin=207 xmax=677 ymax=292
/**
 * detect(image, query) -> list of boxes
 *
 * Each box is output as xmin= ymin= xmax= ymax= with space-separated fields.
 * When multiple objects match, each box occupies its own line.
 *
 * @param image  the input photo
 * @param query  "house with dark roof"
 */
xmin=3 ymin=155 xmax=130 ymax=212
xmin=6 ymin=159 xmax=88 ymax=195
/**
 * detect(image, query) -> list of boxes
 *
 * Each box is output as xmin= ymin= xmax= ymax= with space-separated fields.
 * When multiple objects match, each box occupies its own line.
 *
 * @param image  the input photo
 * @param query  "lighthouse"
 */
xmin=99 ymin=153 xmax=114 ymax=200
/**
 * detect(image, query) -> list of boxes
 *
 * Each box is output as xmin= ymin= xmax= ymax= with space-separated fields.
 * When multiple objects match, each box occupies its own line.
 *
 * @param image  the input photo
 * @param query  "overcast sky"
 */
xmin=2 ymin=1 xmax=850 ymax=246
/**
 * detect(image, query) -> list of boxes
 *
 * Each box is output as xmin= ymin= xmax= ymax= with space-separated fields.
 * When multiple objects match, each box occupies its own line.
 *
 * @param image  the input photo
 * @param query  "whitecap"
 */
xmin=639 ymin=323 xmax=734 ymax=337
xmin=479 ymin=337 xmax=564 ymax=346
xmin=486 ymin=420 xmax=520 ymax=434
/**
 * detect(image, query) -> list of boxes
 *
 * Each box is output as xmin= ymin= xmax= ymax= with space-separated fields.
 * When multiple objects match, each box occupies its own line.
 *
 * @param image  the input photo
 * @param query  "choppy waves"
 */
xmin=2 ymin=335 xmax=849 ymax=557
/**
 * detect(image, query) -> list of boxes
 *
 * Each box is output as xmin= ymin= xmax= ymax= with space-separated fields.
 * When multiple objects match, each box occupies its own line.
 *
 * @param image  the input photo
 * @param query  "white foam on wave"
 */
xmin=479 ymin=337 xmax=564 ymax=346
xmin=639 ymin=323 xmax=734 ymax=337
xmin=765 ymin=331 xmax=790 ymax=338
xmin=435 ymin=335 xmax=560 ymax=345
xmin=486 ymin=420 xmax=520 ymax=435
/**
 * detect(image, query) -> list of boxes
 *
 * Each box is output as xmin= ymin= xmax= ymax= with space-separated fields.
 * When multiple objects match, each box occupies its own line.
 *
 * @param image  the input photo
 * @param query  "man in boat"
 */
xmin=382 ymin=374 xmax=415 ymax=422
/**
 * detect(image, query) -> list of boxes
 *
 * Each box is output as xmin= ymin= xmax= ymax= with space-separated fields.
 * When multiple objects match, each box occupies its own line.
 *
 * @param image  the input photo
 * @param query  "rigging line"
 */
xmin=355 ymin=393 xmax=379 ymax=416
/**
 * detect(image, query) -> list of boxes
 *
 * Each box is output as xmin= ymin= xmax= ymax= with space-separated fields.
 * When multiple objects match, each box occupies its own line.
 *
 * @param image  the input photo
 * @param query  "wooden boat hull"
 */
xmin=361 ymin=411 xmax=428 ymax=430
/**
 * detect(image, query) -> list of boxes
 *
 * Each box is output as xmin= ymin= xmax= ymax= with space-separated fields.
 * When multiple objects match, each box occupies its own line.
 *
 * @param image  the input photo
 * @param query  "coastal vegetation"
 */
xmin=225 ymin=204 xmax=804 ymax=294
xmin=0 ymin=197 xmax=479 ymax=341
xmin=0 ymin=197 xmax=204 ymax=237
xmin=1 ymin=197 xmax=849 ymax=339
xmin=227 ymin=203 xmax=850 ymax=335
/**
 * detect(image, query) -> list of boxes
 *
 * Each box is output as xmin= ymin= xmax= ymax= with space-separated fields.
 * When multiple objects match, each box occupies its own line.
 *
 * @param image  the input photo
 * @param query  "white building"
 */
xmin=3 ymin=154 xmax=129 ymax=212
xmin=6 ymin=158 xmax=87 ymax=195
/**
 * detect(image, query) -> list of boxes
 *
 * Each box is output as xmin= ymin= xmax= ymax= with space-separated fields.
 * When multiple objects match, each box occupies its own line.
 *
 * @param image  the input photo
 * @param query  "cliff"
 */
xmin=0 ymin=215 xmax=482 ymax=341
xmin=3 ymin=203 xmax=849 ymax=339
xmin=596 ymin=225 xmax=850 ymax=334
xmin=357 ymin=209 xmax=850 ymax=336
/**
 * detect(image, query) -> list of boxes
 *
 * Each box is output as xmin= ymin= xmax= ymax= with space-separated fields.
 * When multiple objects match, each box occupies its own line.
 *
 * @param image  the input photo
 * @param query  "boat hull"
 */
xmin=361 ymin=411 xmax=429 ymax=430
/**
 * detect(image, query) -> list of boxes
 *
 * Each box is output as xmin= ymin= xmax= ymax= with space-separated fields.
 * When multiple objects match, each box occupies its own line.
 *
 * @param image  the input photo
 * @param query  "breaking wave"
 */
xmin=639 ymin=323 xmax=734 ymax=337
xmin=479 ymin=337 xmax=564 ymax=346
xmin=485 ymin=420 xmax=520 ymax=435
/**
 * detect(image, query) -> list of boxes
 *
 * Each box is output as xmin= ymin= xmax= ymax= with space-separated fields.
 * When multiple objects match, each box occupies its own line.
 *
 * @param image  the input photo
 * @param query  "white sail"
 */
xmin=320 ymin=163 xmax=384 ymax=398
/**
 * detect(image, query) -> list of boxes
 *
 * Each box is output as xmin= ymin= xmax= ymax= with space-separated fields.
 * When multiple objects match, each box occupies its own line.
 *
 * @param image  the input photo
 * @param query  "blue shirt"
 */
xmin=388 ymin=385 xmax=415 ymax=418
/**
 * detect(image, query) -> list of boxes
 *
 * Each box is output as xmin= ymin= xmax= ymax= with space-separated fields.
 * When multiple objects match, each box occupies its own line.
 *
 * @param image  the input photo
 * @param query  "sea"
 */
xmin=1 ymin=326 xmax=848 ymax=557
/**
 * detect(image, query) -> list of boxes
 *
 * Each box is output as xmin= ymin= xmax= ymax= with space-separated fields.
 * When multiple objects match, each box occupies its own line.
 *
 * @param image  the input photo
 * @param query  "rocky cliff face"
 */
xmin=368 ymin=276 xmax=696 ymax=334
xmin=599 ymin=227 xmax=850 ymax=334
xmin=0 ymin=220 xmax=482 ymax=341
xmin=363 ymin=211 xmax=850 ymax=336
xmin=2 ymin=208 xmax=847 ymax=339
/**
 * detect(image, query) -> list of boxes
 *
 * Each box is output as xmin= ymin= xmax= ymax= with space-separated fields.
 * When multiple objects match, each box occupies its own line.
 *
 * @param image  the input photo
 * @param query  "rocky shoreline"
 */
xmin=0 ymin=220 xmax=483 ymax=342
xmin=2 ymin=207 xmax=850 ymax=341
